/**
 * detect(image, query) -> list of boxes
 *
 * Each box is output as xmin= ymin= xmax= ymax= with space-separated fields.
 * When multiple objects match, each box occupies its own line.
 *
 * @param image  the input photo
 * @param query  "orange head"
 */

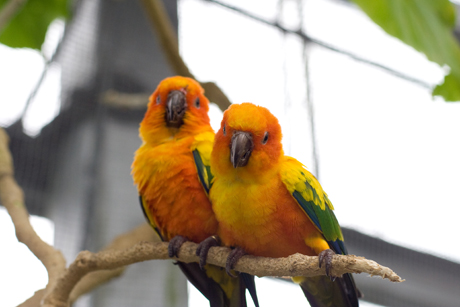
xmin=139 ymin=76 xmax=211 ymax=145
xmin=211 ymin=103 xmax=283 ymax=182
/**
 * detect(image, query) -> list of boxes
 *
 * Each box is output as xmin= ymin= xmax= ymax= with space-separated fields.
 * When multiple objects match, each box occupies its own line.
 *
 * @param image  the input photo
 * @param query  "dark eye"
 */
xmin=156 ymin=95 xmax=161 ymax=104
xmin=262 ymin=132 xmax=269 ymax=144
xmin=195 ymin=97 xmax=200 ymax=108
xmin=223 ymin=125 xmax=226 ymax=135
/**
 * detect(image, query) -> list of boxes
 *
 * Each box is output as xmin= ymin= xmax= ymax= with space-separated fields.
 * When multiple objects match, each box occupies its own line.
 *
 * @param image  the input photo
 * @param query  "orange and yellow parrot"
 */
xmin=132 ymin=77 xmax=258 ymax=307
xmin=198 ymin=102 xmax=361 ymax=307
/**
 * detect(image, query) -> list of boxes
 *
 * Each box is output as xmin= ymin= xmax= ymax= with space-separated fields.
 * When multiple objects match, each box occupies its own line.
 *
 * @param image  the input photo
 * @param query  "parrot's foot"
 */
xmin=168 ymin=235 xmax=189 ymax=258
xmin=318 ymin=248 xmax=337 ymax=281
xmin=196 ymin=236 xmax=221 ymax=270
xmin=226 ymin=247 xmax=247 ymax=278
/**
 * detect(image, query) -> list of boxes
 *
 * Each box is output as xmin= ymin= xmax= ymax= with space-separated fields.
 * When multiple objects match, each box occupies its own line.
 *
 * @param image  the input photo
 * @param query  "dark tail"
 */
xmin=177 ymin=262 xmax=259 ymax=307
xmin=299 ymin=273 xmax=360 ymax=307
xmin=241 ymin=273 xmax=259 ymax=307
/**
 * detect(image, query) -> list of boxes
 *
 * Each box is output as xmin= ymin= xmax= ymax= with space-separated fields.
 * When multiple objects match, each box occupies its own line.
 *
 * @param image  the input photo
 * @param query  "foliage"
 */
xmin=0 ymin=0 xmax=69 ymax=50
xmin=352 ymin=0 xmax=460 ymax=102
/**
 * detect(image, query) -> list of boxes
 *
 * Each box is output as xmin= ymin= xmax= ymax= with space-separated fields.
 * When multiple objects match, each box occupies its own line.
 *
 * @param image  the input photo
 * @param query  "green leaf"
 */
xmin=0 ymin=0 xmax=69 ymax=50
xmin=433 ymin=73 xmax=460 ymax=101
xmin=352 ymin=0 xmax=460 ymax=102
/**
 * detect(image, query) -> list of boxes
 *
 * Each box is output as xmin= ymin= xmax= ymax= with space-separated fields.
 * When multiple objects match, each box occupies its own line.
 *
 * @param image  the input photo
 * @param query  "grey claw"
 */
xmin=196 ymin=236 xmax=220 ymax=270
xmin=226 ymin=247 xmax=246 ymax=278
xmin=168 ymin=235 xmax=188 ymax=258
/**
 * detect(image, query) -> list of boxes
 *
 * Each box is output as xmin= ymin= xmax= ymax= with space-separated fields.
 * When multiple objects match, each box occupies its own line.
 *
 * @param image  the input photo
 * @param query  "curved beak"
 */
xmin=166 ymin=90 xmax=186 ymax=128
xmin=230 ymin=131 xmax=253 ymax=168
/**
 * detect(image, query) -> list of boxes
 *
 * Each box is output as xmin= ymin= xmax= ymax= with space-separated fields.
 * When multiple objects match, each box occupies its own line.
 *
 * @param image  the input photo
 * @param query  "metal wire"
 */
xmin=296 ymin=0 xmax=320 ymax=179
xmin=202 ymin=0 xmax=433 ymax=90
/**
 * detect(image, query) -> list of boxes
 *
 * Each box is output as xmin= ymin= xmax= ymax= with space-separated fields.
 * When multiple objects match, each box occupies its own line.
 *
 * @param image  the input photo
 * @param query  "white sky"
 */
xmin=1 ymin=0 xmax=459 ymax=306
xmin=188 ymin=276 xmax=384 ymax=307
xmin=0 ymin=19 xmax=63 ymax=136
xmin=0 ymin=207 xmax=54 ymax=307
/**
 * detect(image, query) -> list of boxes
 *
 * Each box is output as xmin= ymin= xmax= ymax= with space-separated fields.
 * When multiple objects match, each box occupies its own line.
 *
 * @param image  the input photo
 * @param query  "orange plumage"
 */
xmin=132 ymin=76 xmax=216 ymax=242
xmin=132 ymin=77 xmax=258 ymax=307
xmin=208 ymin=102 xmax=359 ymax=307
xmin=211 ymin=103 xmax=327 ymax=257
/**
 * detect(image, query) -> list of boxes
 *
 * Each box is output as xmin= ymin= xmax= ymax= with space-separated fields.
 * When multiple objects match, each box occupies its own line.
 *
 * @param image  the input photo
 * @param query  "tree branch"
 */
xmin=69 ymin=223 xmax=159 ymax=304
xmin=100 ymin=90 xmax=149 ymax=109
xmin=0 ymin=128 xmax=159 ymax=307
xmin=100 ymin=87 xmax=231 ymax=112
xmin=0 ymin=0 xmax=28 ymax=34
xmin=1 ymin=126 xmax=403 ymax=307
xmin=140 ymin=0 xmax=191 ymax=77
xmin=17 ymin=289 xmax=45 ymax=307
xmin=42 ymin=240 xmax=402 ymax=307
xmin=139 ymin=0 xmax=232 ymax=111
xmin=200 ymin=82 xmax=232 ymax=112
xmin=16 ymin=223 xmax=159 ymax=307
xmin=0 ymin=128 xmax=66 ymax=299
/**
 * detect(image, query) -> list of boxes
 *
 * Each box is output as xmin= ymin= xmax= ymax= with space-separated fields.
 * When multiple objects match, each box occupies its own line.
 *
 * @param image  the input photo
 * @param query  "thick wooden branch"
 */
xmin=68 ymin=223 xmax=159 ymax=304
xmin=43 ymin=240 xmax=403 ymax=307
xmin=17 ymin=289 xmax=45 ymax=307
xmin=0 ymin=128 xmax=159 ymax=307
xmin=0 ymin=128 xmax=66 ymax=299
xmin=183 ymin=242 xmax=402 ymax=282
xmin=18 ymin=223 xmax=158 ymax=307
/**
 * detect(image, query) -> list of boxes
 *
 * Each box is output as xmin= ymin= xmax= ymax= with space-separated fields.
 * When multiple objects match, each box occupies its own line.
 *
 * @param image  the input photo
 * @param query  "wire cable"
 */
xmin=202 ymin=0 xmax=433 ymax=90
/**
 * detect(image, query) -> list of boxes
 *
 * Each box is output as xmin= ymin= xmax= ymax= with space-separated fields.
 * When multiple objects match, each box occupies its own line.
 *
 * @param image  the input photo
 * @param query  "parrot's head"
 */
xmin=139 ymin=76 xmax=211 ymax=144
xmin=211 ymin=103 xmax=283 ymax=181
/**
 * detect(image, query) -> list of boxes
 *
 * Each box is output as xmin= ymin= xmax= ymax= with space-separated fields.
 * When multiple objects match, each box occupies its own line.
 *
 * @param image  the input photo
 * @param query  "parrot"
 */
xmin=197 ymin=102 xmax=361 ymax=307
xmin=132 ymin=77 xmax=258 ymax=307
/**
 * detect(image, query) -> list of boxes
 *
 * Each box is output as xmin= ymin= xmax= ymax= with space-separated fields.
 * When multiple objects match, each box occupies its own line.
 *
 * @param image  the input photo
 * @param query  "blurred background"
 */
xmin=1 ymin=0 xmax=460 ymax=306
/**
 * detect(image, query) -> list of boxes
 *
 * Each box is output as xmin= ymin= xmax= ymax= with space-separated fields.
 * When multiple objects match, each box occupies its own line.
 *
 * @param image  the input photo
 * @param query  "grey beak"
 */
xmin=230 ymin=131 xmax=254 ymax=168
xmin=166 ymin=90 xmax=186 ymax=128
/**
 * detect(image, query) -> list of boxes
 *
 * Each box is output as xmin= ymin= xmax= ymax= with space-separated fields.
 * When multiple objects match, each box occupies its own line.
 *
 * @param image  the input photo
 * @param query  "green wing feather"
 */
xmin=191 ymin=131 xmax=215 ymax=194
xmin=281 ymin=158 xmax=345 ymax=254
xmin=193 ymin=150 xmax=213 ymax=194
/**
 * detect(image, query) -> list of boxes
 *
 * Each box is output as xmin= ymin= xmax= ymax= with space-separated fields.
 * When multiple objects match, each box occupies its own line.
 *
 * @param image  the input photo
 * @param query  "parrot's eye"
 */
xmin=223 ymin=125 xmax=226 ymax=135
xmin=195 ymin=97 xmax=200 ymax=108
xmin=156 ymin=95 xmax=161 ymax=104
xmin=262 ymin=132 xmax=269 ymax=145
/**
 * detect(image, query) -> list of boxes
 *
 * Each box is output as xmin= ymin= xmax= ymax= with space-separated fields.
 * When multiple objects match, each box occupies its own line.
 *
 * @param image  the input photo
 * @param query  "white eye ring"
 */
xmin=156 ymin=95 xmax=161 ymax=104
xmin=262 ymin=132 xmax=269 ymax=144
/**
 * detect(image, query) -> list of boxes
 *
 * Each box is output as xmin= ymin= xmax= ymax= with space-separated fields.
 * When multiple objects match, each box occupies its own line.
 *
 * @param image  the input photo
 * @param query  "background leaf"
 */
xmin=352 ymin=0 xmax=460 ymax=102
xmin=0 ymin=0 xmax=69 ymax=50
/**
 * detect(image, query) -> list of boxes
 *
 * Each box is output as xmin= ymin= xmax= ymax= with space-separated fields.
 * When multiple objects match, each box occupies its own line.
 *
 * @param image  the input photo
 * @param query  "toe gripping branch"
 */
xmin=318 ymin=248 xmax=337 ymax=281
xmin=196 ymin=237 xmax=248 ymax=278
xmin=196 ymin=236 xmax=221 ymax=269
xmin=226 ymin=247 xmax=247 ymax=277
xmin=168 ymin=235 xmax=189 ymax=258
